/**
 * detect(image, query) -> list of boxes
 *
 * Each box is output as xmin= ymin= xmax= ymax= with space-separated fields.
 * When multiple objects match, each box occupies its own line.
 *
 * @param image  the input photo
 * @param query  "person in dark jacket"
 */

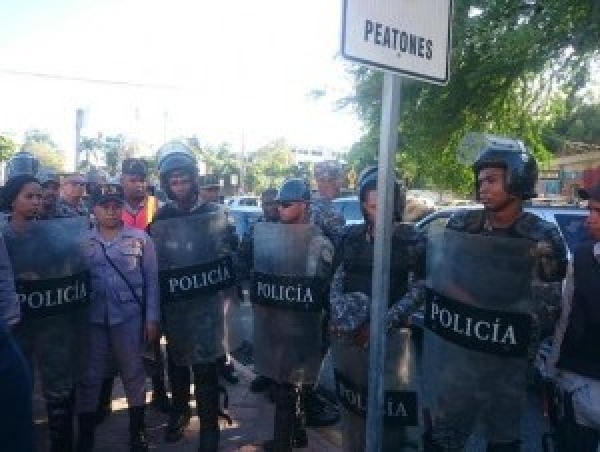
xmin=549 ymin=183 xmax=600 ymax=451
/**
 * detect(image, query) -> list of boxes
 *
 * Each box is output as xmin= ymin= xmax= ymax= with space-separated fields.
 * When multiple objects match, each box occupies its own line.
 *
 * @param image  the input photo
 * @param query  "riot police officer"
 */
xmin=251 ymin=178 xmax=334 ymax=451
xmin=151 ymin=141 xmax=239 ymax=451
xmin=547 ymin=183 xmax=600 ymax=451
xmin=329 ymin=166 xmax=425 ymax=451
xmin=75 ymin=183 xmax=159 ymax=452
xmin=423 ymin=136 xmax=567 ymax=452
xmin=2 ymin=174 xmax=88 ymax=452
xmin=311 ymin=160 xmax=345 ymax=247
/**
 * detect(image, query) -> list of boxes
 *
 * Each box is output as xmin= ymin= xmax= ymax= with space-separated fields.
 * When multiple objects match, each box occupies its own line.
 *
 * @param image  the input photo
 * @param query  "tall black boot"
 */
xmin=150 ymin=375 xmax=171 ymax=413
xmin=96 ymin=377 xmax=114 ymax=424
xmin=264 ymin=383 xmax=296 ymax=452
xmin=292 ymin=387 xmax=308 ymax=448
xmin=486 ymin=440 xmax=521 ymax=452
xmin=47 ymin=398 xmax=74 ymax=452
xmin=194 ymin=363 xmax=220 ymax=452
xmin=129 ymin=406 xmax=149 ymax=452
xmin=75 ymin=412 xmax=96 ymax=452
xmin=165 ymin=360 xmax=192 ymax=443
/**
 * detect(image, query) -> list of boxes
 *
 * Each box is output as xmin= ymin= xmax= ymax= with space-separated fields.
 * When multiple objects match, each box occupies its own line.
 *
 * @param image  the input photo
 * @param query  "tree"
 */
xmin=339 ymin=0 xmax=600 ymax=194
xmin=0 ymin=135 xmax=17 ymax=162
xmin=245 ymin=138 xmax=295 ymax=193
xmin=23 ymin=129 xmax=65 ymax=171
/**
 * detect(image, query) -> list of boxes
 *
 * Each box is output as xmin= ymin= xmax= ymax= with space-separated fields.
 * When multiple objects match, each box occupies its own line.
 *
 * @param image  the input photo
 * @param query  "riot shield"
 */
xmin=2 ymin=217 xmax=90 ymax=396
xmin=150 ymin=211 xmax=237 ymax=365
xmin=332 ymin=329 xmax=421 ymax=452
xmin=252 ymin=222 xmax=330 ymax=385
xmin=424 ymin=228 xmax=536 ymax=442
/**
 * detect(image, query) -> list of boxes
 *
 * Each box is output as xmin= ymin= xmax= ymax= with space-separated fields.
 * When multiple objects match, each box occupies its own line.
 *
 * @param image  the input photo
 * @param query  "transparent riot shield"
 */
xmin=252 ymin=222 xmax=331 ymax=385
xmin=150 ymin=211 xmax=238 ymax=365
xmin=2 ymin=217 xmax=90 ymax=396
xmin=332 ymin=329 xmax=421 ymax=452
xmin=424 ymin=228 xmax=536 ymax=443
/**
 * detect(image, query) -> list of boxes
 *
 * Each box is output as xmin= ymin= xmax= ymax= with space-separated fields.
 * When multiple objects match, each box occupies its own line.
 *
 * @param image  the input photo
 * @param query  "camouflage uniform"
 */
xmin=330 ymin=222 xmax=425 ymax=452
xmin=309 ymin=195 xmax=345 ymax=249
xmin=425 ymin=209 xmax=567 ymax=451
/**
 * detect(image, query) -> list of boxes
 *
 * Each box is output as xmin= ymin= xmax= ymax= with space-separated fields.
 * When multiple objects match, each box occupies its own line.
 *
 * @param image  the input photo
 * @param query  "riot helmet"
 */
xmin=275 ymin=178 xmax=311 ymax=203
xmin=5 ymin=150 xmax=40 ymax=181
xmin=472 ymin=137 xmax=538 ymax=200
xmin=156 ymin=141 xmax=198 ymax=201
xmin=37 ymin=167 xmax=60 ymax=187
xmin=357 ymin=166 xmax=406 ymax=222
xmin=85 ymin=167 xmax=109 ymax=186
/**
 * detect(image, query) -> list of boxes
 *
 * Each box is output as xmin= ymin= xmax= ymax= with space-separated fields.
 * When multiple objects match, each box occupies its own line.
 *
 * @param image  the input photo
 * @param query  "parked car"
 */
xmin=415 ymin=204 xmax=589 ymax=257
xmin=331 ymin=196 xmax=363 ymax=225
xmin=411 ymin=204 xmax=589 ymax=330
xmin=225 ymin=196 xmax=260 ymax=208
xmin=227 ymin=205 xmax=263 ymax=240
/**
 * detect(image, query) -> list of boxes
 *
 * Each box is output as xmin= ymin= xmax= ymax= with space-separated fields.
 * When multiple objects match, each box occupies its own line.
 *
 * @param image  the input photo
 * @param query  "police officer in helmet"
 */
xmin=424 ymin=136 xmax=567 ymax=452
xmin=151 ymin=141 xmax=239 ymax=451
xmin=330 ymin=166 xmax=425 ymax=451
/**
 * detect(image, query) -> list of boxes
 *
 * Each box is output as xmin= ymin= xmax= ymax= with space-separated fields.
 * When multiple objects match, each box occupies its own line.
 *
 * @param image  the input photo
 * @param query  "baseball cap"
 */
xmin=314 ymin=160 xmax=342 ymax=180
xmin=578 ymin=184 xmax=600 ymax=202
xmin=89 ymin=183 xmax=124 ymax=205
xmin=122 ymin=158 xmax=148 ymax=177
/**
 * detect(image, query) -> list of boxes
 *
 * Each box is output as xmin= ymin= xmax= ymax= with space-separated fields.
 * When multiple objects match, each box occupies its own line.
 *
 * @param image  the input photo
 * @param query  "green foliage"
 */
xmin=340 ymin=0 xmax=600 ymax=194
xmin=245 ymin=138 xmax=295 ymax=193
xmin=0 ymin=135 xmax=17 ymax=161
xmin=23 ymin=129 xmax=65 ymax=171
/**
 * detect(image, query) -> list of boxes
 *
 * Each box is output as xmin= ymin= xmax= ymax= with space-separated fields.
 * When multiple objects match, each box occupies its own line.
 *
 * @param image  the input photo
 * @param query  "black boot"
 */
xmin=303 ymin=386 xmax=339 ymax=427
xmin=150 ymin=376 xmax=171 ymax=413
xmin=129 ymin=406 xmax=149 ymax=452
xmin=165 ymin=363 xmax=192 ymax=443
xmin=48 ymin=398 xmax=74 ymax=452
xmin=75 ymin=412 xmax=96 ymax=452
xmin=95 ymin=377 xmax=114 ymax=424
xmin=264 ymin=384 xmax=296 ymax=452
xmin=292 ymin=387 xmax=308 ymax=448
xmin=486 ymin=440 xmax=521 ymax=452
xmin=194 ymin=363 xmax=220 ymax=452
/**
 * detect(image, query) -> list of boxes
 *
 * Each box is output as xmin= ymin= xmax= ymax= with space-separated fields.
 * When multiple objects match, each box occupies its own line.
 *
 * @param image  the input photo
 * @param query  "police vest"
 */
xmin=342 ymin=224 xmax=422 ymax=304
xmin=122 ymin=196 xmax=158 ymax=230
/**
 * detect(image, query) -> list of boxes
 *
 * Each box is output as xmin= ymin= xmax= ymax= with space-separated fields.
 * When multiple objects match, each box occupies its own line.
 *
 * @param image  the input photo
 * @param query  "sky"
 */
xmin=0 ymin=0 xmax=364 ymax=169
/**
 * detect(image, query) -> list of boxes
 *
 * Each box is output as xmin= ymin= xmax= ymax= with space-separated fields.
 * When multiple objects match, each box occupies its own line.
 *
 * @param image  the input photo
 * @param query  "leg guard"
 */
xmin=128 ymin=406 xmax=149 ymax=452
xmin=271 ymin=383 xmax=296 ymax=452
xmin=47 ymin=397 xmax=74 ymax=452
xmin=96 ymin=377 xmax=114 ymax=424
xmin=193 ymin=362 xmax=220 ymax=452
xmin=75 ymin=412 xmax=96 ymax=452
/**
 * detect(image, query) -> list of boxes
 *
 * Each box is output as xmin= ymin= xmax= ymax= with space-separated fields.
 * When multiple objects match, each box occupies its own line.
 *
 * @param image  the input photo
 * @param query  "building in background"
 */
xmin=538 ymin=141 xmax=600 ymax=201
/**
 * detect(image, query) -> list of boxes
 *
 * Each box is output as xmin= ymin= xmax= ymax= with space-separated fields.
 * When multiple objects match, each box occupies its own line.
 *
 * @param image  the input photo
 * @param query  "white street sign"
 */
xmin=341 ymin=0 xmax=453 ymax=85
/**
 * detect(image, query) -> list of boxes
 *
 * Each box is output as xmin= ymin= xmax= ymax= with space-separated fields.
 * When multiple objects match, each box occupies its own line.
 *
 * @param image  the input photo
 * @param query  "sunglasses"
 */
xmin=68 ymin=181 xmax=86 ymax=187
xmin=278 ymin=202 xmax=294 ymax=209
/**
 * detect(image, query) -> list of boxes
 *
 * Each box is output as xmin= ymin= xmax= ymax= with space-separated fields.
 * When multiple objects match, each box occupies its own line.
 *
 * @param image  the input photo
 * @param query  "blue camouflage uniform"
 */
xmin=76 ymin=225 xmax=159 ymax=413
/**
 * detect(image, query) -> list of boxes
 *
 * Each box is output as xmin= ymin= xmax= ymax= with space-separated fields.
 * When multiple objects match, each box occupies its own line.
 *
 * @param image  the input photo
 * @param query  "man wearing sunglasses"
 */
xmin=58 ymin=173 xmax=88 ymax=217
xmin=253 ymin=177 xmax=335 ymax=451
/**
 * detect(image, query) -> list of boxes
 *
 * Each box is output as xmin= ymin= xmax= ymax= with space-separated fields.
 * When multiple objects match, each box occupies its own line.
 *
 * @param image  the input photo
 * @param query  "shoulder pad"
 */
xmin=513 ymin=212 xmax=553 ymax=242
xmin=446 ymin=209 xmax=485 ymax=233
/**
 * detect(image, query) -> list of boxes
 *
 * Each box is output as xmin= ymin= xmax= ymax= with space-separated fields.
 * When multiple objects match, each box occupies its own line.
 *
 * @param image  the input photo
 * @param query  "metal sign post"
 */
xmin=340 ymin=1 xmax=452 ymax=450
xmin=366 ymin=72 xmax=402 ymax=452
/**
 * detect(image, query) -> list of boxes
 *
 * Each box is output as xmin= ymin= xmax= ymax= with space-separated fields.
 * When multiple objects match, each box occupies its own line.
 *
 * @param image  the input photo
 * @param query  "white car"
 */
xmin=225 ymin=196 xmax=260 ymax=208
